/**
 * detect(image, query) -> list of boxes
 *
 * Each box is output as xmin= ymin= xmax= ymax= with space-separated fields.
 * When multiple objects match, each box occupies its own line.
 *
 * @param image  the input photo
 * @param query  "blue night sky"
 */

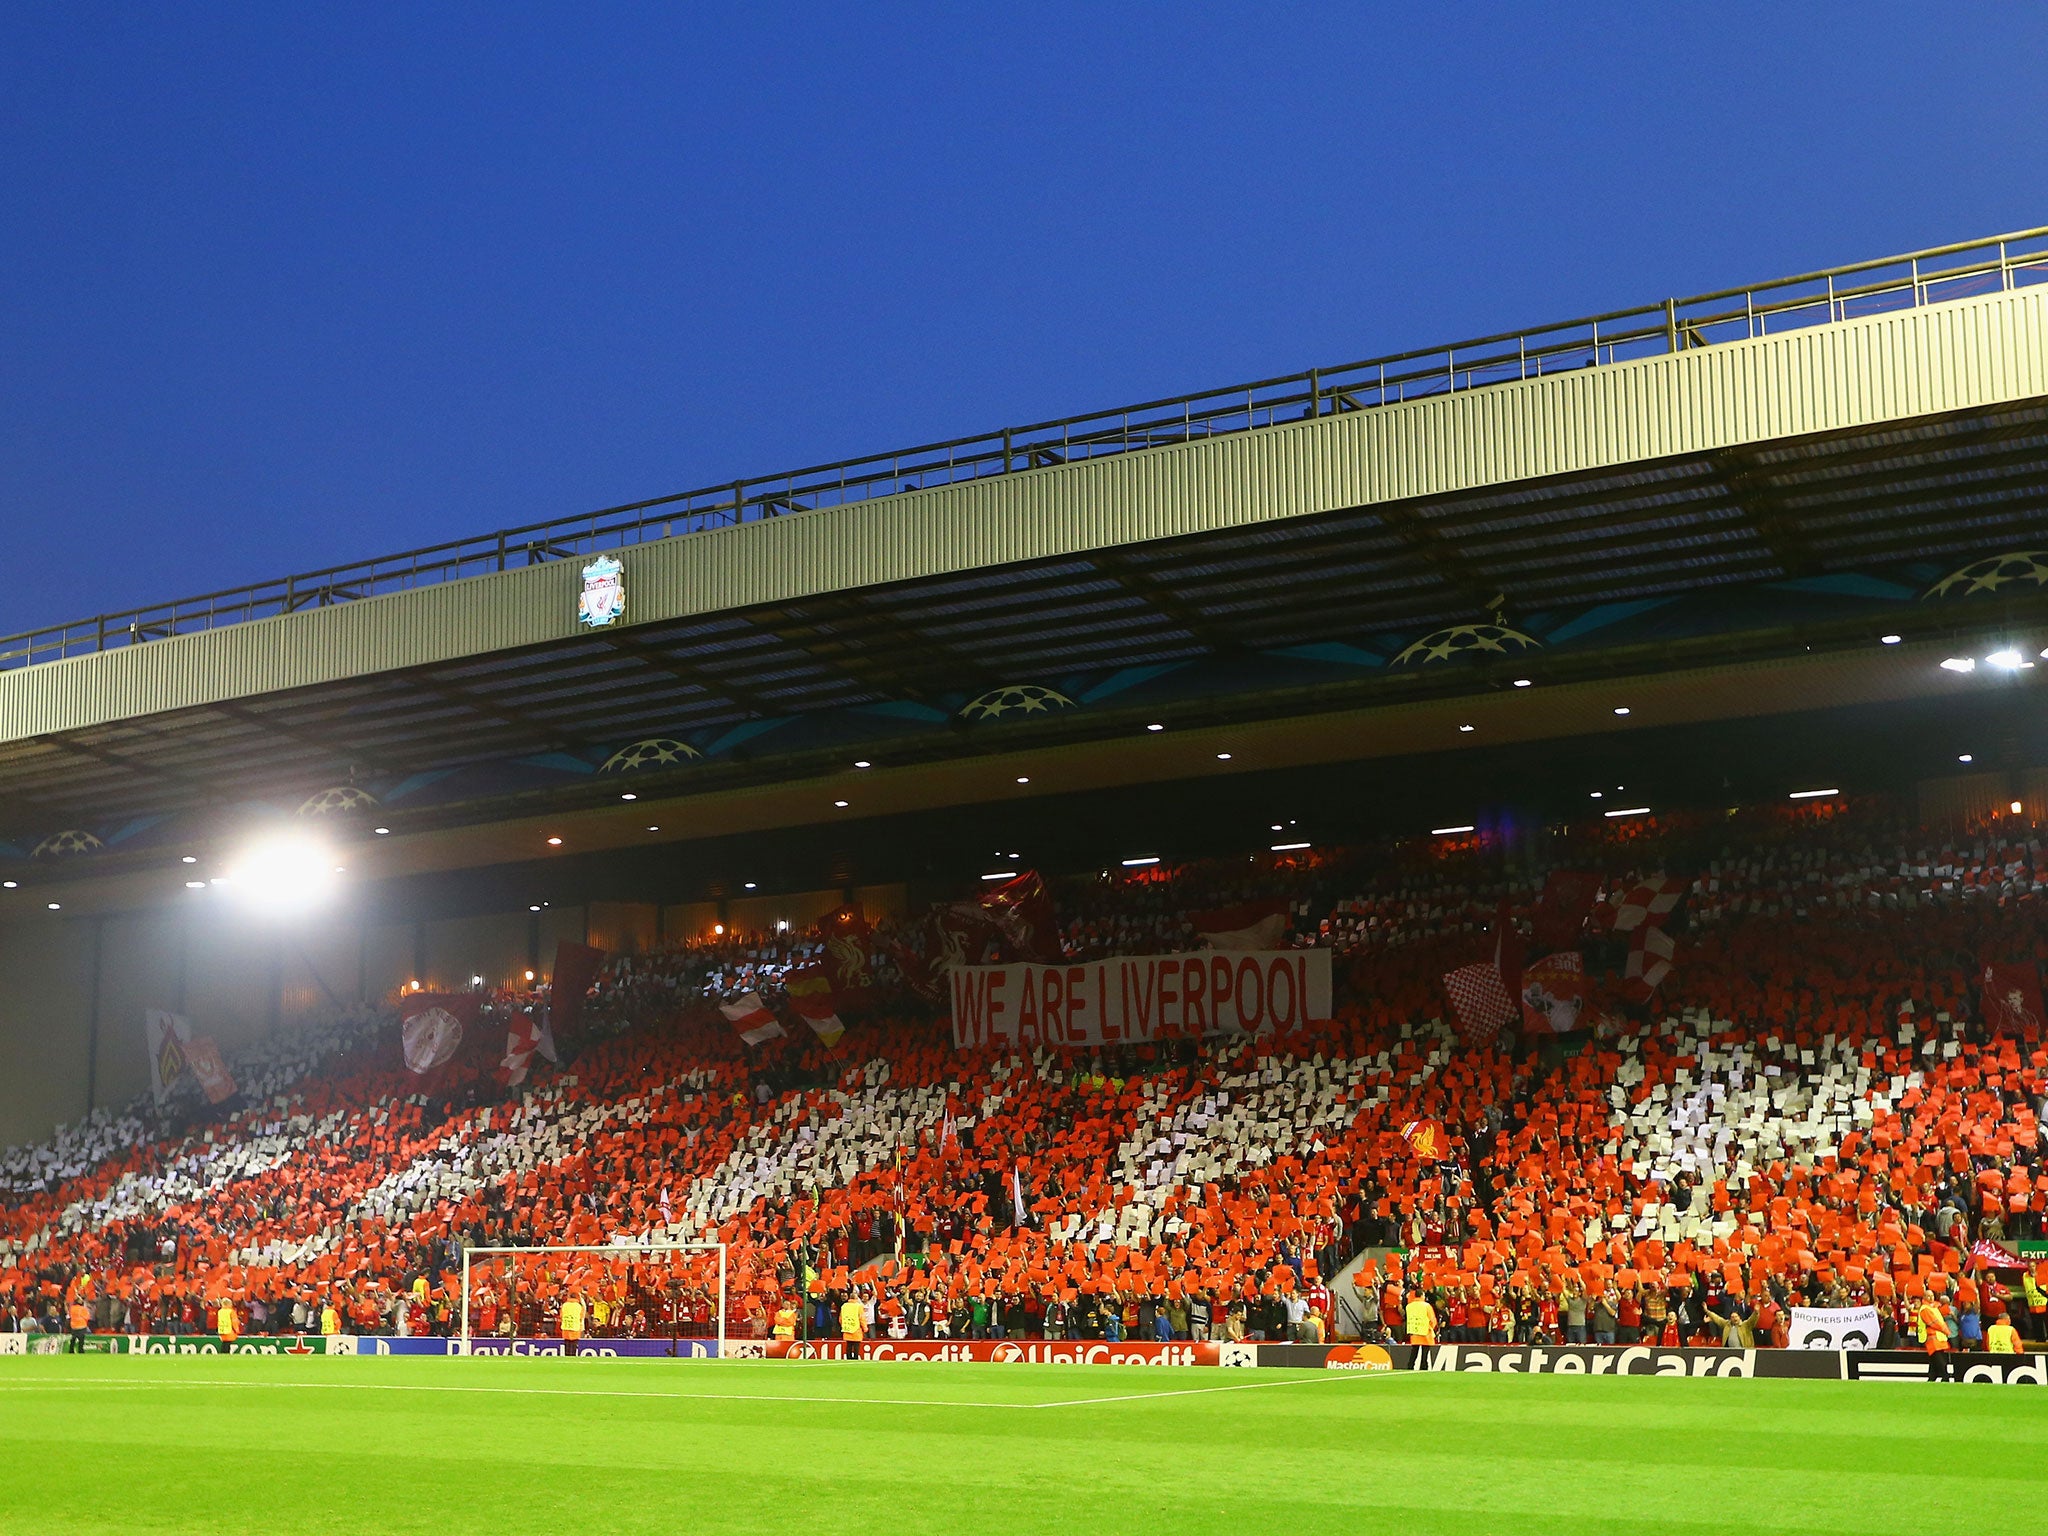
xmin=3 ymin=3 xmax=2045 ymax=635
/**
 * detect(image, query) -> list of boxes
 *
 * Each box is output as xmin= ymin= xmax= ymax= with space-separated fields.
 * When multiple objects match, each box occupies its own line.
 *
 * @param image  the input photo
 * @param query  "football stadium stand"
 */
xmin=5 ymin=795 xmax=2046 ymax=1358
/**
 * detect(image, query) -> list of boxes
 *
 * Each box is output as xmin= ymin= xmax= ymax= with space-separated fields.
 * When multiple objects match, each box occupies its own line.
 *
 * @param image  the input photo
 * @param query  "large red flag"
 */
xmin=550 ymin=941 xmax=606 ymax=1038
xmin=1192 ymin=900 xmax=1290 ymax=951
xmin=1520 ymin=951 xmax=1587 ymax=1034
xmin=977 ymin=871 xmax=1061 ymax=963
xmin=1531 ymin=871 xmax=1600 ymax=951
xmin=1980 ymin=962 xmax=2046 ymax=1036
xmin=820 ymin=906 xmax=875 ymax=1006
xmin=397 ymin=992 xmax=487 ymax=1091
xmin=184 ymin=1036 xmax=238 ymax=1104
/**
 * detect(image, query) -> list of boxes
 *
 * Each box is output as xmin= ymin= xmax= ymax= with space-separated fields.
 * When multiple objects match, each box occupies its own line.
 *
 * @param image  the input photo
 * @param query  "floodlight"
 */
xmin=223 ymin=833 xmax=338 ymax=915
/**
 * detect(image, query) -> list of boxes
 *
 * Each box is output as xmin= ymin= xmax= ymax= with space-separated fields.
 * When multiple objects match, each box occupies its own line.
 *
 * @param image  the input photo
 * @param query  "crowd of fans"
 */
xmin=4 ymin=796 xmax=2047 ymax=1358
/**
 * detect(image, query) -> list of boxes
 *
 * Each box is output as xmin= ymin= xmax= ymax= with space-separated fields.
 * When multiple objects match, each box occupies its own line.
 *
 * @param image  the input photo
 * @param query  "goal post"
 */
xmin=459 ymin=1242 xmax=728 ymax=1355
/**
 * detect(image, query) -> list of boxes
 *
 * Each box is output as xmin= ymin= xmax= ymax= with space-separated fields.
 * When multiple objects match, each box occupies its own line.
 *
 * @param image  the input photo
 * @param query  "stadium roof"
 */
xmin=7 ymin=228 xmax=2048 ymax=899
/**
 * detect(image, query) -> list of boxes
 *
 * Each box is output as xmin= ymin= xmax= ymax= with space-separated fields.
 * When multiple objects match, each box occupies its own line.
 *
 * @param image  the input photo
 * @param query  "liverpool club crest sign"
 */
xmin=578 ymin=555 xmax=625 ymax=628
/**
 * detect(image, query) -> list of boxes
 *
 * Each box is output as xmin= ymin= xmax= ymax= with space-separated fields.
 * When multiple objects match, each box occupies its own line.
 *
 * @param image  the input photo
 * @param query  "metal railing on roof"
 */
xmin=6 ymin=225 xmax=2048 ymax=673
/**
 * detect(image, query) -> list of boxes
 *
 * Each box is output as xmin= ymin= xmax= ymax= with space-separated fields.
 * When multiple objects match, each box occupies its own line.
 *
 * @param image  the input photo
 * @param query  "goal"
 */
xmin=459 ymin=1242 xmax=728 ymax=1355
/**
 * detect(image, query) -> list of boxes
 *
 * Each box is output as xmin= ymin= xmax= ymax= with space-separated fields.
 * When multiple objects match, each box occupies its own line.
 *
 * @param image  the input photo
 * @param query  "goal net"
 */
xmin=459 ymin=1243 xmax=728 ymax=1356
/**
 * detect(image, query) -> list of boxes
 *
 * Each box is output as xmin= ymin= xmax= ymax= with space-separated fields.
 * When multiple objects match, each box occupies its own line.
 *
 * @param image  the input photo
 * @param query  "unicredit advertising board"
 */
xmin=764 ymin=1339 xmax=1245 ymax=1366
xmin=949 ymin=950 xmax=1331 ymax=1050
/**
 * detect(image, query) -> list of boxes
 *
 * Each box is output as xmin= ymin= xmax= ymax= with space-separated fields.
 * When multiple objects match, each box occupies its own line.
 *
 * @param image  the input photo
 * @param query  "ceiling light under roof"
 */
xmin=1513 ymin=678 xmax=1532 ymax=687
xmin=833 ymin=800 xmax=849 ymax=808
xmin=1271 ymin=841 xmax=1311 ymax=852
xmin=1959 ymin=754 xmax=1974 ymax=763
xmin=1604 ymin=806 xmax=1652 ymax=818
xmin=1458 ymin=724 xmax=1475 ymax=733
xmin=1941 ymin=657 xmax=1976 ymax=673
xmin=1987 ymin=648 xmax=2025 ymax=671
xmin=1613 ymin=706 xmax=1631 ymax=716
xmin=853 ymin=760 xmax=872 ymax=769
xmin=546 ymin=836 xmax=562 ymax=846
xmin=1880 ymin=634 xmax=1902 ymax=645
xmin=1121 ymin=856 xmax=1160 ymax=867
xmin=1431 ymin=825 xmax=1475 ymax=836
xmin=620 ymin=792 xmax=637 ymax=801
xmin=1788 ymin=788 xmax=1839 ymax=800
xmin=1146 ymin=723 xmax=1164 ymax=732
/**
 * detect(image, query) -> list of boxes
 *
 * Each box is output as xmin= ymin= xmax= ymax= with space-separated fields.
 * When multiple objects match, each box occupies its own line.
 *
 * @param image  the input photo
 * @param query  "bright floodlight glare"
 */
xmin=523 ymin=969 xmax=534 ymax=982
xmin=1432 ymin=825 xmax=1476 ymax=836
xmin=224 ymin=834 xmax=338 ymax=914
xmin=1986 ymin=648 xmax=2025 ymax=671
xmin=1940 ymin=657 xmax=1976 ymax=673
xmin=2014 ymin=800 xmax=2026 ymax=815
xmin=470 ymin=974 xmax=483 ymax=986
xmin=1788 ymin=788 xmax=1839 ymax=800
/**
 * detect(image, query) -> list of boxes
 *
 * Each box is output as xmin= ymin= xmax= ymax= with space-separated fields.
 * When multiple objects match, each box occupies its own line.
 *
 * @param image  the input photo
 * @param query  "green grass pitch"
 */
xmin=0 ymin=1354 xmax=2038 ymax=1535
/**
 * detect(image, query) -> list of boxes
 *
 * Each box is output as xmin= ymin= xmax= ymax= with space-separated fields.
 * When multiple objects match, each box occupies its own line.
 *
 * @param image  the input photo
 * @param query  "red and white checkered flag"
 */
xmin=1444 ymin=961 xmax=1516 ymax=1047
xmin=1624 ymin=925 xmax=1677 ymax=1000
xmin=1611 ymin=875 xmax=1686 ymax=932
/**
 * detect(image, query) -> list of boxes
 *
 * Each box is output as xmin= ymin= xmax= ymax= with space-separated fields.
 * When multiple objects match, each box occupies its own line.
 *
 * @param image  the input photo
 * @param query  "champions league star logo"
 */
xmin=578 ymin=555 xmax=626 ymax=628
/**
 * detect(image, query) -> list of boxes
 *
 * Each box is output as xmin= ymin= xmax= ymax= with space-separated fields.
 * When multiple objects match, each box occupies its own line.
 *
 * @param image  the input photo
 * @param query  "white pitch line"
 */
xmin=1031 ymin=1370 xmax=1412 ymax=1408
xmin=0 ymin=1378 xmax=1036 ymax=1411
xmin=0 ymin=1367 xmax=1414 ymax=1412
